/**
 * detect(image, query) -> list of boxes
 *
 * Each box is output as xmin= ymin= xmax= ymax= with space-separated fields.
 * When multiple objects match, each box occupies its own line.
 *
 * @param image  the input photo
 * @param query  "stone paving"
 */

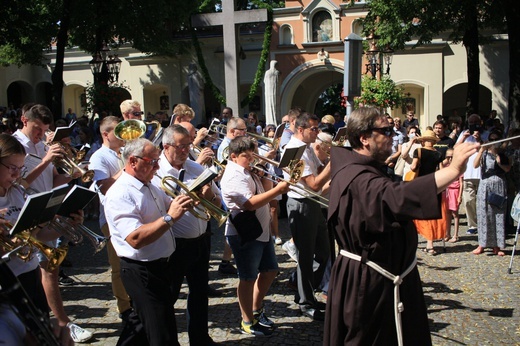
xmin=59 ymin=216 xmax=520 ymax=345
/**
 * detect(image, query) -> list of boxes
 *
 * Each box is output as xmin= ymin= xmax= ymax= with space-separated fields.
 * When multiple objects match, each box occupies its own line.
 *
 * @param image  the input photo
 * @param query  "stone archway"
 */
xmin=7 ymin=81 xmax=33 ymax=109
xmin=443 ymin=83 xmax=492 ymax=122
xmin=280 ymin=59 xmax=344 ymax=115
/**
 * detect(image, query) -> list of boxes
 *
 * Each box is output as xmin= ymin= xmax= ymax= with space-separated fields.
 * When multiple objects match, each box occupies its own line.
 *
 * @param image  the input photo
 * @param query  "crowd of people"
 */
xmin=1 ymin=100 xmax=519 ymax=345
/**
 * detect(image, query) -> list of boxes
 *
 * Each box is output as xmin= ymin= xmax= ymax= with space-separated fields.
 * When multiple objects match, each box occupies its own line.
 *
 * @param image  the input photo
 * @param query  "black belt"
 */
xmin=175 ymin=232 xmax=209 ymax=244
xmin=121 ymin=256 xmax=171 ymax=264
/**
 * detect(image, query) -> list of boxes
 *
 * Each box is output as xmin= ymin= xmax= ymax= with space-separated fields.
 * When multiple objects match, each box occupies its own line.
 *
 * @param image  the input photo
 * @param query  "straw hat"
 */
xmin=418 ymin=129 xmax=439 ymax=143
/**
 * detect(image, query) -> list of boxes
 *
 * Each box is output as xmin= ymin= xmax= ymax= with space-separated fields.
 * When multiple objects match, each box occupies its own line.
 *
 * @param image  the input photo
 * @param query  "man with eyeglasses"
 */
xmin=324 ymin=107 xmax=479 ymax=345
xmin=120 ymin=99 xmax=144 ymax=120
xmin=105 ymin=137 xmax=193 ymax=345
xmin=151 ymin=125 xmax=220 ymax=345
xmin=283 ymin=112 xmax=331 ymax=321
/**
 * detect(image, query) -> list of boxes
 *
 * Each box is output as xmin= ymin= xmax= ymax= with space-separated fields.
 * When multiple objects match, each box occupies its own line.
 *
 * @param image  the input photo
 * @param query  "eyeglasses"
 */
xmin=301 ymin=126 xmax=320 ymax=132
xmin=134 ymin=156 xmax=160 ymax=166
xmin=0 ymin=162 xmax=27 ymax=175
xmin=131 ymin=111 xmax=144 ymax=117
xmin=166 ymin=143 xmax=193 ymax=151
xmin=371 ymin=126 xmax=394 ymax=137
xmin=446 ymin=156 xmax=453 ymax=159
xmin=233 ymin=127 xmax=247 ymax=131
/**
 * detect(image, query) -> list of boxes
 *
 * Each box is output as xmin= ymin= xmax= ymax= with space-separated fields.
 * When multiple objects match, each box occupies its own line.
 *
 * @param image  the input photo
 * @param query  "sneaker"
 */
xmin=466 ymin=228 xmax=478 ymax=234
xmin=253 ymin=307 xmax=275 ymax=328
xmin=274 ymin=237 xmax=283 ymax=245
xmin=67 ymin=322 xmax=93 ymax=343
xmin=282 ymin=241 xmax=298 ymax=262
xmin=58 ymin=271 xmax=75 ymax=286
xmin=240 ymin=319 xmax=273 ymax=336
xmin=218 ymin=261 xmax=237 ymax=275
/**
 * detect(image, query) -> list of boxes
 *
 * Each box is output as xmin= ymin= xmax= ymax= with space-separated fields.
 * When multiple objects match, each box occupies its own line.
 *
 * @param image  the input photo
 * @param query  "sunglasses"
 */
xmin=134 ymin=156 xmax=160 ymax=166
xmin=371 ymin=126 xmax=394 ymax=137
xmin=131 ymin=111 xmax=144 ymax=117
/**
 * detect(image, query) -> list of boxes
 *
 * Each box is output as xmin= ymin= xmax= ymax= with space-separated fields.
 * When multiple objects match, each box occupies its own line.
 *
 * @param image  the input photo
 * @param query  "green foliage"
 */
xmin=315 ymin=84 xmax=344 ymax=116
xmin=84 ymin=81 xmax=131 ymax=117
xmin=355 ymin=75 xmax=404 ymax=110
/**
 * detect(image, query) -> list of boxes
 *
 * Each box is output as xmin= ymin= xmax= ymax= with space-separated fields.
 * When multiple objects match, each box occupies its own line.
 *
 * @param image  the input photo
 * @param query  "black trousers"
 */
xmin=170 ymin=232 xmax=211 ymax=345
xmin=120 ymin=257 xmax=179 ymax=346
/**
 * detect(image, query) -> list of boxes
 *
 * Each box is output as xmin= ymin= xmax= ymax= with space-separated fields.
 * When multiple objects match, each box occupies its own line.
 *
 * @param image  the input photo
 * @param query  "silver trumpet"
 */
xmin=50 ymin=217 xmax=109 ymax=254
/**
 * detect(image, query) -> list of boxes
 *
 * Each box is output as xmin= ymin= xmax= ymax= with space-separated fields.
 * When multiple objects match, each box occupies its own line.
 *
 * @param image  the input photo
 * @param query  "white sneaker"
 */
xmin=67 ymin=322 xmax=93 ymax=343
xmin=282 ymin=241 xmax=298 ymax=262
xmin=274 ymin=237 xmax=283 ymax=245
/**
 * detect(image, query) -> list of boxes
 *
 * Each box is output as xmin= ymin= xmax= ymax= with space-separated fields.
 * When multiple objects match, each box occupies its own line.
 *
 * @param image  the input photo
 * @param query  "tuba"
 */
xmin=114 ymin=119 xmax=163 ymax=143
xmin=157 ymin=175 xmax=230 ymax=227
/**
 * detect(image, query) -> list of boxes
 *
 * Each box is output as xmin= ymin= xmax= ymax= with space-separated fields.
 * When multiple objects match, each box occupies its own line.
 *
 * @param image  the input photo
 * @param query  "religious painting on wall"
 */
xmin=402 ymin=97 xmax=416 ymax=115
xmin=160 ymin=92 xmax=170 ymax=110
xmin=312 ymin=11 xmax=332 ymax=42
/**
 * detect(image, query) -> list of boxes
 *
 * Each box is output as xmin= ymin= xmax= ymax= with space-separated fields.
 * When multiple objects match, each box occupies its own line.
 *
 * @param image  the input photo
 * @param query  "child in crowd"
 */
xmin=442 ymin=148 xmax=463 ymax=242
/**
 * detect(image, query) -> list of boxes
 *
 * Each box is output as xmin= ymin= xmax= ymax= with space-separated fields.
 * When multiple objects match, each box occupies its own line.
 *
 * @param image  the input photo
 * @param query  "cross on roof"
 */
xmin=191 ymin=0 xmax=268 ymax=114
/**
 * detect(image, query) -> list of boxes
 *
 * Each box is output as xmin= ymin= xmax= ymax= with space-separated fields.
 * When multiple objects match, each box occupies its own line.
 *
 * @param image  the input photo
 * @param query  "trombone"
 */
xmin=250 ymin=153 xmax=329 ymax=207
xmin=156 ymin=174 xmax=230 ymax=227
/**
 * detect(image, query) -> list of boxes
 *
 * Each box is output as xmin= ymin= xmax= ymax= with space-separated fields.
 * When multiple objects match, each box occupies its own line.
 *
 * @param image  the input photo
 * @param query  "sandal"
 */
xmin=443 ymin=235 xmax=451 ymax=242
xmin=422 ymin=248 xmax=437 ymax=256
xmin=448 ymin=236 xmax=459 ymax=243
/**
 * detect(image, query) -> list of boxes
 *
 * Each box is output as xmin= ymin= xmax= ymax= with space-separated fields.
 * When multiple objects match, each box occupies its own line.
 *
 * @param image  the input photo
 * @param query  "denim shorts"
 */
xmin=227 ymin=235 xmax=278 ymax=281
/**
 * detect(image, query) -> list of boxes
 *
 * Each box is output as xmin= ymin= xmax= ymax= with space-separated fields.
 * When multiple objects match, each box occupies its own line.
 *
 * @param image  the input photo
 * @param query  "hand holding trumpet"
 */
xmin=168 ymin=194 xmax=197 ymax=220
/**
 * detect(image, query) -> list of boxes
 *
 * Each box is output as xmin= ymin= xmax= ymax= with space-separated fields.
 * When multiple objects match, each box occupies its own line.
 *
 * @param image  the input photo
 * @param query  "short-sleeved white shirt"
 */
xmin=456 ymin=132 xmax=482 ymax=180
xmin=0 ymin=187 xmax=40 ymax=276
xmin=13 ymin=130 xmax=54 ymax=193
xmin=105 ymin=171 xmax=175 ymax=261
xmin=152 ymin=153 xmax=220 ymax=239
xmin=217 ymin=136 xmax=232 ymax=162
xmin=283 ymin=136 xmax=322 ymax=199
xmin=88 ymin=145 xmax=121 ymax=227
xmin=220 ymin=160 xmax=270 ymax=242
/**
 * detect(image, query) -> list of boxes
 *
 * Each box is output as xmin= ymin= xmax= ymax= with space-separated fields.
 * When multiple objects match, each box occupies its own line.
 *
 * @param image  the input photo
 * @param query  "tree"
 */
xmin=0 ymin=0 xmax=202 ymax=118
xmin=358 ymin=0 xmax=515 ymax=120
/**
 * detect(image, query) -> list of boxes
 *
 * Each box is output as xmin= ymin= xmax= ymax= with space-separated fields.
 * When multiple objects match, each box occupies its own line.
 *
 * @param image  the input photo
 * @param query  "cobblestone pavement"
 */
xmin=59 ymin=216 xmax=519 ymax=345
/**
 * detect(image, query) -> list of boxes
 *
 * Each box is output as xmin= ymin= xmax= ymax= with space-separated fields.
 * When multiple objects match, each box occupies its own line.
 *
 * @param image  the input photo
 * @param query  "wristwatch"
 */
xmin=163 ymin=214 xmax=175 ymax=226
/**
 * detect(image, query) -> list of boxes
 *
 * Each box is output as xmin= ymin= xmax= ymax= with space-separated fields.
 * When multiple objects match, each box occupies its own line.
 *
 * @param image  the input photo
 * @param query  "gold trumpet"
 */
xmin=157 ymin=175 xmax=230 ymax=227
xmin=250 ymin=153 xmax=329 ymax=207
xmin=46 ymin=142 xmax=94 ymax=183
xmin=114 ymin=119 xmax=163 ymax=143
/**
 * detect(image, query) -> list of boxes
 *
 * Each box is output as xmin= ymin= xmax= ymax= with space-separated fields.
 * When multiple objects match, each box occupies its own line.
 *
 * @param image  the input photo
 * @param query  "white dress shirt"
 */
xmin=105 ymin=171 xmax=175 ymax=261
xmin=88 ymin=145 xmax=121 ymax=227
xmin=13 ymin=130 xmax=54 ymax=193
xmin=152 ymin=153 xmax=220 ymax=239
xmin=283 ymin=136 xmax=322 ymax=199
xmin=220 ymin=160 xmax=270 ymax=242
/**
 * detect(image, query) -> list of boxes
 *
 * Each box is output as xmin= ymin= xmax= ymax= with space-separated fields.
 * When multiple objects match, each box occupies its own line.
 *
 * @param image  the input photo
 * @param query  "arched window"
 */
xmin=280 ymin=24 xmax=293 ymax=45
xmin=312 ymin=11 xmax=332 ymax=42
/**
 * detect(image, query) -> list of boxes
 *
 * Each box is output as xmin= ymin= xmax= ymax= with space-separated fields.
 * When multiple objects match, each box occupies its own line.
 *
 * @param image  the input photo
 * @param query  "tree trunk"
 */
xmin=463 ymin=8 xmax=480 ymax=117
xmin=503 ymin=0 xmax=520 ymax=124
xmin=50 ymin=0 xmax=71 ymax=122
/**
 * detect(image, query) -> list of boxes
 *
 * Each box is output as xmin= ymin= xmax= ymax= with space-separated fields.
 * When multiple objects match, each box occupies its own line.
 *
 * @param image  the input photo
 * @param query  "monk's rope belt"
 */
xmin=339 ymin=249 xmax=417 ymax=346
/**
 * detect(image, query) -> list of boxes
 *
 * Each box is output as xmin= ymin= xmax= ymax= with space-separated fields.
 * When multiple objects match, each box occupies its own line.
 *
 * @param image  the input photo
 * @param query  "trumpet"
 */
xmin=0 ymin=221 xmax=68 ymax=271
xmin=50 ymin=217 xmax=109 ymax=254
xmin=250 ymin=153 xmax=329 ymax=207
xmin=114 ymin=119 xmax=163 ymax=143
xmin=156 ymin=174 xmax=230 ymax=227
xmin=46 ymin=141 xmax=94 ymax=183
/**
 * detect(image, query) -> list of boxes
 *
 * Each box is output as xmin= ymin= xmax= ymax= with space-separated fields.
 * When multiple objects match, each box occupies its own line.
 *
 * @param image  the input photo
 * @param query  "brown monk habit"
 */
xmin=324 ymin=146 xmax=437 ymax=346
